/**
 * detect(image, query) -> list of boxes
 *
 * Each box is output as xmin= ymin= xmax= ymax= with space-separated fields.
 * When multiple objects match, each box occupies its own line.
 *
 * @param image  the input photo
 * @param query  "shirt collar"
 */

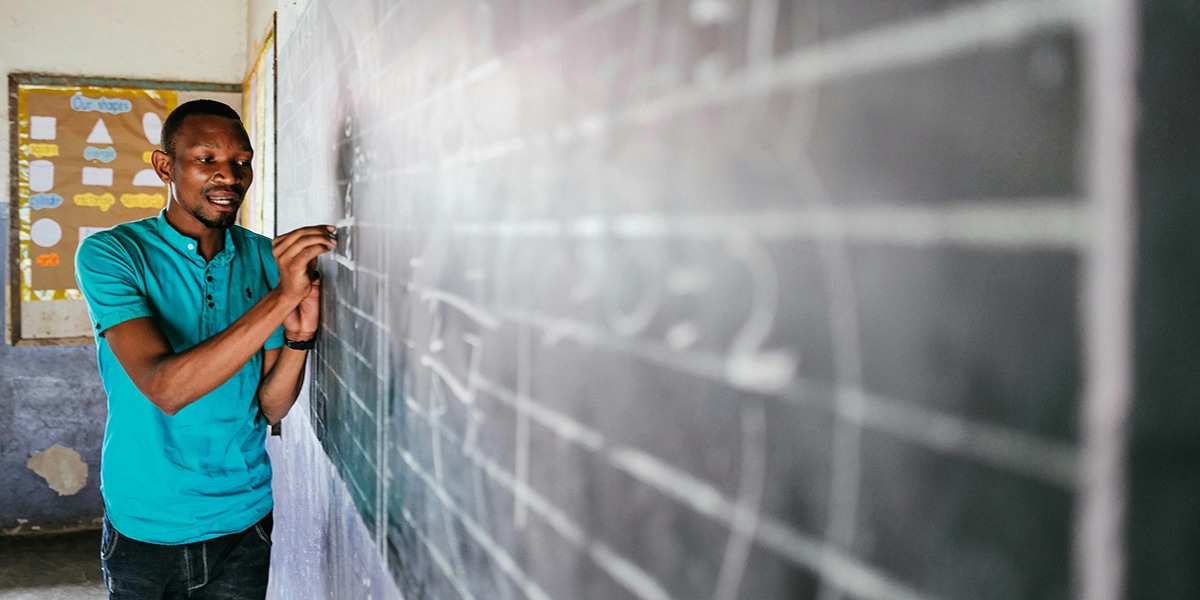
xmin=155 ymin=209 xmax=236 ymax=266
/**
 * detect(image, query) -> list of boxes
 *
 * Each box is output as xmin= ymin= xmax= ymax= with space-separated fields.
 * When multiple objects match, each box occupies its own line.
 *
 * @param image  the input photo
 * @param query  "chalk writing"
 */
xmin=120 ymin=193 xmax=165 ymax=209
xmin=290 ymin=1 xmax=1109 ymax=599
xmin=602 ymin=246 xmax=665 ymax=337
xmin=84 ymin=146 xmax=117 ymax=163
xmin=28 ymin=193 xmax=64 ymax=210
xmin=70 ymin=93 xmax=132 ymax=114
xmin=28 ymin=143 xmax=59 ymax=158
xmin=35 ymin=253 xmax=60 ymax=267
xmin=724 ymin=238 xmax=798 ymax=392
xmin=74 ymin=192 xmax=116 ymax=211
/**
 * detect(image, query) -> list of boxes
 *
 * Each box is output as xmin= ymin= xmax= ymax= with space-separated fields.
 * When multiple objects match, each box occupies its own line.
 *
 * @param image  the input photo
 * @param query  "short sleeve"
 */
xmin=75 ymin=233 xmax=152 ymax=336
xmin=265 ymin=325 xmax=285 ymax=350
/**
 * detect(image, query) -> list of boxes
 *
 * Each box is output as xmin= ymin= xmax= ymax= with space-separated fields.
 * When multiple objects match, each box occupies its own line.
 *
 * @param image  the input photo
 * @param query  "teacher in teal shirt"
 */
xmin=76 ymin=99 xmax=335 ymax=600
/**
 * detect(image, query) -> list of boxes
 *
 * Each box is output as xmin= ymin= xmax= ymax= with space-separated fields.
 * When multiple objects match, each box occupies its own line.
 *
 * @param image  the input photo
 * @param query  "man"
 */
xmin=75 ymin=99 xmax=334 ymax=599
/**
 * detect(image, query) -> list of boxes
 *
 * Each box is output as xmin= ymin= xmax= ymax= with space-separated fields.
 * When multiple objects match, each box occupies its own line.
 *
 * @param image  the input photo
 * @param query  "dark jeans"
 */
xmin=101 ymin=512 xmax=272 ymax=599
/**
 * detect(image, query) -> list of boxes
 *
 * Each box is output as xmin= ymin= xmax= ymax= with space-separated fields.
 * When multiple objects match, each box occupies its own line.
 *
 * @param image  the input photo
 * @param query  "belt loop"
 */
xmin=184 ymin=540 xmax=210 ymax=591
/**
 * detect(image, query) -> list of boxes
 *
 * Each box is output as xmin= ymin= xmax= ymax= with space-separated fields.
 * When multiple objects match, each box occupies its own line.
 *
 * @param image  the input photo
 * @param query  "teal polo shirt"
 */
xmin=75 ymin=210 xmax=283 ymax=545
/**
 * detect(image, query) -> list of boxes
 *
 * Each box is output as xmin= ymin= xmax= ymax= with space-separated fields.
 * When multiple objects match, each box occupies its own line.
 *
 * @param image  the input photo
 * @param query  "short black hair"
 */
xmin=160 ymin=99 xmax=243 ymax=156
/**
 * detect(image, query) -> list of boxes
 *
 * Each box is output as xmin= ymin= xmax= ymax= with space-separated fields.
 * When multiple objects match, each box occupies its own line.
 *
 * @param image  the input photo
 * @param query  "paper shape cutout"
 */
xmin=78 ymin=226 xmax=109 ymax=249
xmin=35 ymin=252 xmax=61 ymax=267
xmin=30 ymin=116 xmax=57 ymax=140
xmin=31 ymin=218 xmax=63 ymax=248
xmin=132 ymin=169 xmax=165 ymax=187
xmin=87 ymin=119 xmax=113 ymax=144
xmin=121 ymin=193 xmax=165 ymax=209
xmin=82 ymin=167 xmax=113 ymax=187
xmin=143 ymin=112 xmax=163 ymax=145
xmin=29 ymin=193 xmax=64 ymax=210
xmin=75 ymin=192 xmax=116 ymax=211
xmin=84 ymin=146 xmax=117 ymax=163
xmin=29 ymin=160 xmax=55 ymax=192
xmin=71 ymin=93 xmax=132 ymax=114
xmin=29 ymin=143 xmax=59 ymax=158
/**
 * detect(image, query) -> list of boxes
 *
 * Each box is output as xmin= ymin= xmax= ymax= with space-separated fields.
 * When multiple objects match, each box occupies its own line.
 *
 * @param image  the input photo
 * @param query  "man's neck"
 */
xmin=164 ymin=206 xmax=225 ymax=261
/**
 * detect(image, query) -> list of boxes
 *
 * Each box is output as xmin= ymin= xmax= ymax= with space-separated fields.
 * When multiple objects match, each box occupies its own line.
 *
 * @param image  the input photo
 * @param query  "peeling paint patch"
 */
xmin=3 ymin=518 xmax=30 ymax=535
xmin=27 ymin=444 xmax=88 ymax=496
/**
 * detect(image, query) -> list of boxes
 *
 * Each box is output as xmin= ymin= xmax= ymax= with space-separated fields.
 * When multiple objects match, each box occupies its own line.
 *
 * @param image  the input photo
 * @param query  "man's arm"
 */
xmin=256 ymin=272 xmax=322 ymax=424
xmin=257 ymin=347 xmax=306 ymax=425
xmin=102 ymin=226 xmax=334 ymax=416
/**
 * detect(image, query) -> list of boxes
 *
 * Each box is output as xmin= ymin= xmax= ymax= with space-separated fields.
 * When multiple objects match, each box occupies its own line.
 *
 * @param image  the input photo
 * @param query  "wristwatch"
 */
xmin=284 ymin=336 xmax=316 ymax=350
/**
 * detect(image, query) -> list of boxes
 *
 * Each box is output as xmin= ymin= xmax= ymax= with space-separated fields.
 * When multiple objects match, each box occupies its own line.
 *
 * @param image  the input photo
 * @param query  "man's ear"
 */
xmin=150 ymin=149 xmax=172 ymax=184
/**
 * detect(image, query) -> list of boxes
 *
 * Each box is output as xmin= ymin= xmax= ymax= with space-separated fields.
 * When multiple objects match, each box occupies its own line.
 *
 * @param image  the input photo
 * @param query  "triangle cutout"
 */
xmin=87 ymin=119 xmax=113 ymax=145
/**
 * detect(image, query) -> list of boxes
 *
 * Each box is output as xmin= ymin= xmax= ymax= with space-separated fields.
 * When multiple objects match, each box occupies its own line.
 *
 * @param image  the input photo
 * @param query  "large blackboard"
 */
xmin=275 ymin=1 xmax=1137 ymax=598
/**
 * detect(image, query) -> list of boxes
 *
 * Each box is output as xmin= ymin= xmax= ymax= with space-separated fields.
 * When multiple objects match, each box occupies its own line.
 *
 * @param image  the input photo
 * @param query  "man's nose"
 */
xmin=212 ymin=161 xmax=243 ymax=184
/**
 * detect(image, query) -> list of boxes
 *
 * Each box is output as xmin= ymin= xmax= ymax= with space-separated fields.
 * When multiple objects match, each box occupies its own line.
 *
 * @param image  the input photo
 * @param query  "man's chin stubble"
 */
xmin=192 ymin=206 xmax=239 ymax=229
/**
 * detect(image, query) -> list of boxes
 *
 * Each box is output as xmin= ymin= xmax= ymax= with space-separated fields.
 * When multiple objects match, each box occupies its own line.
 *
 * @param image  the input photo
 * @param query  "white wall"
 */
xmin=0 ymin=0 xmax=250 ymax=207
xmin=262 ymin=0 xmax=311 ymax=50
xmin=247 ymin=0 xmax=314 ymax=64
xmin=247 ymin=0 xmax=277 ymax=61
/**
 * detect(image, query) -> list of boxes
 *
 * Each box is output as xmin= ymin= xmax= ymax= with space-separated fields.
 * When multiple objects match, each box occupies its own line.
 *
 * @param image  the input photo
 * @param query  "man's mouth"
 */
xmin=205 ymin=188 xmax=243 ymax=208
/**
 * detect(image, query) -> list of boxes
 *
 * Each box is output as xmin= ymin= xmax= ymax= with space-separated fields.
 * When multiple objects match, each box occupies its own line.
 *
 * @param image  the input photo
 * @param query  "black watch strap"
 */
xmin=284 ymin=337 xmax=316 ymax=350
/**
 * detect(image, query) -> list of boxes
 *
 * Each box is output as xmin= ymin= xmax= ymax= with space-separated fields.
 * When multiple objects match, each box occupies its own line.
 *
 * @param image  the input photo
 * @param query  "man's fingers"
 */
xmin=277 ymin=231 xmax=338 ymax=267
xmin=275 ymin=224 xmax=335 ymax=243
xmin=274 ymin=225 xmax=336 ymax=302
xmin=273 ymin=230 xmax=334 ymax=259
xmin=277 ymin=246 xmax=334 ymax=299
xmin=272 ymin=225 xmax=336 ymax=254
xmin=279 ymin=235 xmax=335 ymax=268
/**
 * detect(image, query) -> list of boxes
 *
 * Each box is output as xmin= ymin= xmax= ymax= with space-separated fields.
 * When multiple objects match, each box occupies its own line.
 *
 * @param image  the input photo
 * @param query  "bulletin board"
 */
xmin=240 ymin=21 xmax=276 ymax=237
xmin=7 ymin=74 xmax=241 ymax=346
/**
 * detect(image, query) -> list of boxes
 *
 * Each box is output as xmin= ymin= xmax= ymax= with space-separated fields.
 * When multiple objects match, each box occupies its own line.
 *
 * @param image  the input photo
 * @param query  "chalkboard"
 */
xmin=275 ymin=1 xmax=1134 ymax=598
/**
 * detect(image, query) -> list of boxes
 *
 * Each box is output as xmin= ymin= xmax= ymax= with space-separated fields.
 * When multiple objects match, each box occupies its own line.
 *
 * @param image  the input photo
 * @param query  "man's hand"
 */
xmin=282 ymin=275 xmax=321 ymax=341
xmin=273 ymin=226 xmax=334 ymax=342
xmin=272 ymin=226 xmax=336 ymax=304
xmin=259 ymin=226 xmax=335 ymax=422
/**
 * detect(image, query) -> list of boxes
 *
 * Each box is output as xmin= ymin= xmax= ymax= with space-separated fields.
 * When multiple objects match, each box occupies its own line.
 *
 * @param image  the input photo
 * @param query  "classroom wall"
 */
xmin=257 ymin=1 xmax=1195 ymax=599
xmin=0 ymin=0 xmax=248 ymax=533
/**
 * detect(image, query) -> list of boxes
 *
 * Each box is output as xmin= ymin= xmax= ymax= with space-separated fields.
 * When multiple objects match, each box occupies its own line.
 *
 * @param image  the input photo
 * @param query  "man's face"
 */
xmin=155 ymin=113 xmax=253 ymax=230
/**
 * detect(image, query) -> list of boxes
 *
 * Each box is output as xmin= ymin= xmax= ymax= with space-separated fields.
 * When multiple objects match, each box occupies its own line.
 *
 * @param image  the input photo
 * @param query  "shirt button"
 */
xmin=208 ymin=302 xmax=215 ymax=308
xmin=206 ymin=294 xmax=213 ymax=300
xmin=187 ymin=243 xmax=195 ymax=250
xmin=206 ymin=276 xmax=213 ymax=281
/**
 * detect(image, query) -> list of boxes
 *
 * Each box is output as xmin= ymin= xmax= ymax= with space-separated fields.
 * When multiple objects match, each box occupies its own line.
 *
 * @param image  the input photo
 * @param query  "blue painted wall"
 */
xmin=0 ymin=210 xmax=107 ymax=533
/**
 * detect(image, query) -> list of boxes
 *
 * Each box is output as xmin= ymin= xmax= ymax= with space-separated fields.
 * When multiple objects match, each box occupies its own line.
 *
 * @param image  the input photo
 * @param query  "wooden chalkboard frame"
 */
xmin=6 ymin=74 xmax=241 ymax=347
xmin=240 ymin=16 xmax=278 ymax=238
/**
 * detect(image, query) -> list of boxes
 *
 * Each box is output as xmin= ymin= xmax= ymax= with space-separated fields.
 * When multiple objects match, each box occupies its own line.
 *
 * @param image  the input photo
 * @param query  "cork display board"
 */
xmin=7 ymin=75 xmax=240 ymax=345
